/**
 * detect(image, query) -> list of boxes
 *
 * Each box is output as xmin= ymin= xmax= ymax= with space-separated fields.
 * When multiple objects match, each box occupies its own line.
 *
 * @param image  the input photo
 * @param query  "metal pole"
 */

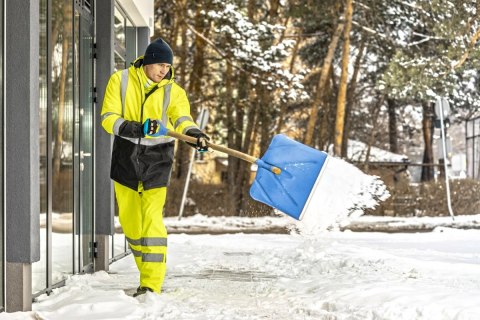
xmin=178 ymin=151 xmax=195 ymax=220
xmin=177 ymin=107 xmax=210 ymax=220
xmin=438 ymin=98 xmax=455 ymax=221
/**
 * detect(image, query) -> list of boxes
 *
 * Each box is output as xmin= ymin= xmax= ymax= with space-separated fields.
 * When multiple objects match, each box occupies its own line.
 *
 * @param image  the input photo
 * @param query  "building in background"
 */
xmin=1 ymin=0 xmax=154 ymax=312
xmin=466 ymin=116 xmax=480 ymax=179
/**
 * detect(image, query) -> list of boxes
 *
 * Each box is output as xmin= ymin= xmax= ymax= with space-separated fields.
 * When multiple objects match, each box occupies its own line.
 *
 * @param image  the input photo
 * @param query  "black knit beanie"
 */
xmin=143 ymin=38 xmax=174 ymax=65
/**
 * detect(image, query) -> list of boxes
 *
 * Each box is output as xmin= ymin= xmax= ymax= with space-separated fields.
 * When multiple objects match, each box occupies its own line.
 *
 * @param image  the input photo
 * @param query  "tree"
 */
xmin=181 ymin=0 xmax=306 ymax=214
xmin=334 ymin=0 xmax=353 ymax=156
xmin=381 ymin=0 xmax=480 ymax=180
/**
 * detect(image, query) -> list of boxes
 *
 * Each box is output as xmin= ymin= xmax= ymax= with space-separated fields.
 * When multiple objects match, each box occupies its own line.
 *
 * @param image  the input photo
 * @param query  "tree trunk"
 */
xmin=258 ymin=87 xmax=272 ymax=157
xmin=188 ymin=3 xmax=208 ymax=98
xmin=342 ymin=35 xmax=366 ymax=157
xmin=248 ymin=0 xmax=256 ymax=19
xmin=304 ymin=17 xmax=344 ymax=146
xmin=318 ymin=65 xmax=336 ymax=149
xmin=167 ymin=1 xmax=178 ymax=48
xmin=238 ymin=91 xmax=258 ymax=214
xmin=173 ymin=2 xmax=190 ymax=180
xmin=387 ymin=98 xmax=399 ymax=154
xmin=276 ymin=37 xmax=300 ymax=134
xmin=334 ymin=0 xmax=353 ymax=156
xmin=363 ymin=95 xmax=385 ymax=172
xmin=232 ymin=72 xmax=248 ymax=215
xmin=229 ymin=0 xmax=257 ymax=215
xmin=177 ymin=0 xmax=188 ymax=83
xmin=225 ymin=60 xmax=240 ymax=214
xmin=269 ymin=0 xmax=280 ymax=19
xmin=421 ymin=101 xmax=435 ymax=181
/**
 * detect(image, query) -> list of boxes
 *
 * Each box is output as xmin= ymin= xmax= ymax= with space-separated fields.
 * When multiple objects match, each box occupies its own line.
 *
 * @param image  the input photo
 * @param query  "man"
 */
xmin=101 ymin=38 xmax=209 ymax=297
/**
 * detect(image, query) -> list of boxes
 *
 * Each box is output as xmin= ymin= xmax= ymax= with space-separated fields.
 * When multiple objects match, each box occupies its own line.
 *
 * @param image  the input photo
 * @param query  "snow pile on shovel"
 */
xmin=292 ymin=156 xmax=390 ymax=236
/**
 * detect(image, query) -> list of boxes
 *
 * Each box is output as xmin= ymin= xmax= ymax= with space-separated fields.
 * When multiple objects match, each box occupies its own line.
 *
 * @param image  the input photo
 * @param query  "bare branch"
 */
xmin=452 ymin=28 xmax=480 ymax=70
xmin=172 ymin=0 xmax=252 ymax=76
xmin=351 ymin=20 xmax=387 ymax=39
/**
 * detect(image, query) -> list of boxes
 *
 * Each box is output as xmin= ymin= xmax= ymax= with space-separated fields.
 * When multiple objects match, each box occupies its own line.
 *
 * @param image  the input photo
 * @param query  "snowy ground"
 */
xmin=1 ymin=221 xmax=479 ymax=320
xmin=163 ymin=213 xmax=480 ymax=234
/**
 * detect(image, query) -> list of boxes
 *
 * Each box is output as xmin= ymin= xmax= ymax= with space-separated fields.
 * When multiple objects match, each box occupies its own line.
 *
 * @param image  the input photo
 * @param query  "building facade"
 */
xmin=466 ymin=117 xmax=480 ymax=179
xmin=2 ymin=0 xmax=153 ymax=312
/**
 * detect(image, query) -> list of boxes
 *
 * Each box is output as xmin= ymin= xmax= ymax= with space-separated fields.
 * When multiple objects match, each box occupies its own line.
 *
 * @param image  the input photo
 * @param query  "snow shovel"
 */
xmin=162 ymin=126 xmax=329 ymax=220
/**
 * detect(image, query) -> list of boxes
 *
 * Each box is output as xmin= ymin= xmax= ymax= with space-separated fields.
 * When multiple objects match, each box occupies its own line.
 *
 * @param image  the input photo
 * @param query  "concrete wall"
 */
xmin=5 ymin=0 xmax=40 ymax=311
xmin=5 ymin=0 xmax=40 ymax=265
xmin=95 ymin=0 xmax=115 ymax=238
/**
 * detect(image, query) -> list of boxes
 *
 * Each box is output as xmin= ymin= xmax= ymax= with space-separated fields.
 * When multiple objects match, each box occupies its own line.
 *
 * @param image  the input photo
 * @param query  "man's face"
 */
xmin=144 ymin=63 xmax=171 ymax=82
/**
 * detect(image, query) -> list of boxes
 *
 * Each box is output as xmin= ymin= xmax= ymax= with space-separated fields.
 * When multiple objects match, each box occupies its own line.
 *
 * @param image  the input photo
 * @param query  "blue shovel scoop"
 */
xmin=162 ymin=126 xmax=329 ymax=220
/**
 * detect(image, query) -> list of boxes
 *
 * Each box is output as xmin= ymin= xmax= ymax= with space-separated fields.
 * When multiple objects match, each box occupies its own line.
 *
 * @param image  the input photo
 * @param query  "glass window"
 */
xmin=114 ymin=8 xmax=125 ymax=51
xmin=114 ymin=51 xmax=126 ymax=72
xmin=125 ymin=17 xmax=137 ymax=65
xmin=33 ymin=0 xmax=48 ymax=294
xmin=114 ymin=4 xmax=138 ymax=68
xmin=33 ymin=0 xmax=76 ymax=296
xmin=51 ymin=0 xmax=75 ymax=286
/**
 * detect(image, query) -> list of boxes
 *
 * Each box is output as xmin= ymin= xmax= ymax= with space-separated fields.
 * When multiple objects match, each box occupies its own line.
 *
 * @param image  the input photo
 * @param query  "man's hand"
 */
xmin=185 ymin=128 xmax=210 ymax=152
xmin=142 ymin=119 xmax=162 ymax=137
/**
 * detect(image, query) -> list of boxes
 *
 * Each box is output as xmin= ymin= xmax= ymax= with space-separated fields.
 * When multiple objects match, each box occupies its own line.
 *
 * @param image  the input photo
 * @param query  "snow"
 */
xmin=166 ymin=214 xmax=291 ymax=234
xmin=3 ymin=214 xmax=480 ymax=319
xmin=342 ymin=214 xmax=480 ymax=232
xmin=297 ymin=156 xmax=390 ymax=235
xmin=2 ymin=224 xmax=479 ymax=320
xmin=347 ymin=139 xmax=409 ymax=162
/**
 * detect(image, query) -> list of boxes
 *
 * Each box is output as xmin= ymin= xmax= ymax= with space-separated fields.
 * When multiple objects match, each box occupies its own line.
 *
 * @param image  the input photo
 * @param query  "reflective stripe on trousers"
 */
xmin=114 ymin=181 xmax=168 ymax=293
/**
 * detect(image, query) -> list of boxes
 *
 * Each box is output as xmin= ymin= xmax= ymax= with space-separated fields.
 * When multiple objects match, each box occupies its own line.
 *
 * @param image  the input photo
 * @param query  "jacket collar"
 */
xmin=132 ymin=55 xmax=175 ymax=85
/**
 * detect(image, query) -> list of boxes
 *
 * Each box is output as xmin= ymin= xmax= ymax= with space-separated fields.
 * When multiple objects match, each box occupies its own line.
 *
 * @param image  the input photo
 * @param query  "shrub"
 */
xmin=369 ymin=178 xmax=480 ymax=217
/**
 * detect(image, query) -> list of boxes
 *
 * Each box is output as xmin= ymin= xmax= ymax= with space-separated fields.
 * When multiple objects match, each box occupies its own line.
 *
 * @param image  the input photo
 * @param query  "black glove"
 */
xmin=185 ymin=128 xmax=210 ymax=152
xmin=118 ymin=120 xmax=144 ymax=138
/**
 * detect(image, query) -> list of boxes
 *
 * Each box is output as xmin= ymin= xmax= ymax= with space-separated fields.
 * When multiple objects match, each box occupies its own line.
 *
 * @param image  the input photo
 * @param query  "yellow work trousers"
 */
xmin=114 ymin=181 xmax=168 ymax=293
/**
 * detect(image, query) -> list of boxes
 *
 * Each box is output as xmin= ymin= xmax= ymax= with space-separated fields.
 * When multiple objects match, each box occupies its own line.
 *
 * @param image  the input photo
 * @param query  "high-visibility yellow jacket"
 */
xmin=101 ymin=57 xmax=198 ymax=191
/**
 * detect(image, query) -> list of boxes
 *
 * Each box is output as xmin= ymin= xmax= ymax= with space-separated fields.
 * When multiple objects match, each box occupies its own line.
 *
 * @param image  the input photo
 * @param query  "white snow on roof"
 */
xmin=347 ymin=139 xmax=409 ymax=163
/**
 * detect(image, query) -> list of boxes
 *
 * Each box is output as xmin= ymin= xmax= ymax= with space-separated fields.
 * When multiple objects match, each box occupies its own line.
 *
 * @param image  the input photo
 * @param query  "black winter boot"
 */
xmin=133 ymin=286 xmax=154 ymax=297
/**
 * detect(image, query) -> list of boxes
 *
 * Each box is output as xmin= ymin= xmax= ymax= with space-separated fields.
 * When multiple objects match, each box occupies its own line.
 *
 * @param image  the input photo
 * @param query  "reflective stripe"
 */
xmin=162 ymin=84 xmax=171 ymax=128
xmin=174 ymin=116 xmax=193 ymax=129
xmin=121 ymin=69 xmax=129 ymax=117
xmin=142 ymin=237 xmax=168 ymax=246
xmin=101 ymin=112 xmax=121 ymax=122
xmin=126 ymin=236 xmax=142 ymax=246
xmin=119 ymin=135 xmax=174 ymax=146
xmin=127 ymin=236 xmax=168 ymax=247
xmin=142 ymin=253 xmax=165 ymax=262
xmin=113 ymin=118 xmax=125 ymax=135
xmin=130 ymin=248 xmax=166 ymax=262
xmin=129 ymin=246 xmax=142 ymax=257
xmin=182 ymin=125 xmax=197 ymax=134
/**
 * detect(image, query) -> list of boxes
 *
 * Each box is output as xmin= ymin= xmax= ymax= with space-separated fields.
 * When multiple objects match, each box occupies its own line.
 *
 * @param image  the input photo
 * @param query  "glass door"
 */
xmin=77 ymin=10 xmax=94 ymax=273
xmin=0 ymin=0 xmax=4 ymax=310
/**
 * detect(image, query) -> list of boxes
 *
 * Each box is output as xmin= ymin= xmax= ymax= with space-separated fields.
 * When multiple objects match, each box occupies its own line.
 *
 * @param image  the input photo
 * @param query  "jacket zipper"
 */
xmin=135 ymin=82 xmax=167 ymax=182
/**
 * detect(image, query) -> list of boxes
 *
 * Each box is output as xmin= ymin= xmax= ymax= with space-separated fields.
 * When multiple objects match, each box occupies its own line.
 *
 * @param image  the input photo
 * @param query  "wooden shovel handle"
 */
xmin=166 ymin=130 xmax=259 ymax=164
